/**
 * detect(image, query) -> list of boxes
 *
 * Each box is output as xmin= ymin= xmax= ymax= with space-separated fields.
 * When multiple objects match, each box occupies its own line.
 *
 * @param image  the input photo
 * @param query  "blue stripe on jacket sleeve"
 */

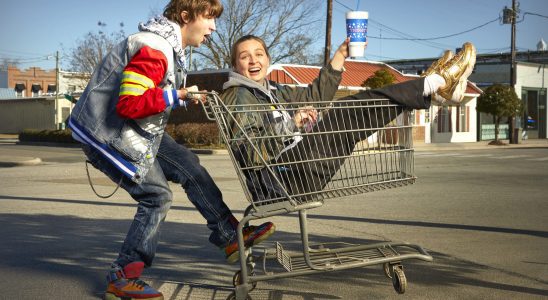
xmin=163 ymin=89 xmax=178 ymax=107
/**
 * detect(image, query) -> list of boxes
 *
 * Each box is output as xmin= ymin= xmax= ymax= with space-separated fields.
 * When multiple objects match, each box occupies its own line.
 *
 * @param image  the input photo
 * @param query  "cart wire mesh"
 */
xmin=207 ymin=95 xmax=416 ymax=212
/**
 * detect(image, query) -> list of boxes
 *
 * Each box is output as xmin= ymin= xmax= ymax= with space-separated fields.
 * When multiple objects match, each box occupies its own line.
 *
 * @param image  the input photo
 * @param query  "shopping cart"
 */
xmin=200 ymin=92 xmax=433 ymax=300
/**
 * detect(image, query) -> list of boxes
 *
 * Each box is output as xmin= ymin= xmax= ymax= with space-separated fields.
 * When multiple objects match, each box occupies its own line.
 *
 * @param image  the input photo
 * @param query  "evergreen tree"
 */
xmin=477 ymin=84 xmax=523 ymax=143
xmin=362 ymin=68 xmax=396 ymax=89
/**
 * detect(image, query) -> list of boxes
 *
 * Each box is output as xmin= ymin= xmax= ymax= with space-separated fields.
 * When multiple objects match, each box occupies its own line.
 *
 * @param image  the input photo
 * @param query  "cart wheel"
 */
xmin=226 ymin=291 xmax=252 ymax=300
xmin=391 ymin=265 xmax=407 ymax=294
xmin=232 ymin=270 xmax=257 ymax=292
xmin=383 ymin=263 xmax=392 ymax=279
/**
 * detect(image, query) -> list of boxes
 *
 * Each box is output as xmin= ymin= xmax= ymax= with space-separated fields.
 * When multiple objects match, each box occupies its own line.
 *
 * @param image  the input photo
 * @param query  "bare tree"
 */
xmin=193 ymin=0 xmax=324 ymax=69
xmin=65 ymin=23 xmax=126 ymax=74
xmin=0 ymin=57 xmax=20 ymax=71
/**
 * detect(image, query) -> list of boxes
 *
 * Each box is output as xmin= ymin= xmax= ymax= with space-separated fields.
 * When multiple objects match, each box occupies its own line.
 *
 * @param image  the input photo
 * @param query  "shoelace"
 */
xmin=442 ymin=49 xmax=470 ymax=78
xmin=128 ymin=279 xmax=148 ymax=289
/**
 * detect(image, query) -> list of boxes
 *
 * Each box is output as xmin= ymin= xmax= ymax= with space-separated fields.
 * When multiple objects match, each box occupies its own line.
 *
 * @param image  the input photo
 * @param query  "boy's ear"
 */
xmin=180 ymin=11 xmax=190 ymax=24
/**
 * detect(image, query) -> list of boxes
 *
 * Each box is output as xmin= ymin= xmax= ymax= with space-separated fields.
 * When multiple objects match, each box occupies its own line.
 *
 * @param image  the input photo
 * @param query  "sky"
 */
xmin=1 ymin=0 xmax=547 ymax=71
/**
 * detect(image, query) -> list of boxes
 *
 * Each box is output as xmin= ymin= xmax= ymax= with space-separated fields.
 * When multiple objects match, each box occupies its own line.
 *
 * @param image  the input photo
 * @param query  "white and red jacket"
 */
xmin=69 ymin=19 xmax=187 ymax=183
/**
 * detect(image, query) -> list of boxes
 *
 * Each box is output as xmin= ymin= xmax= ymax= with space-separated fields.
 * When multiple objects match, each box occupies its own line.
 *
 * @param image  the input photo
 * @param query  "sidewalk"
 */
xmin=1 ymin=134 xmax=547 ymax=167
xmin=414 ymin=138 xmax=548 ymax=151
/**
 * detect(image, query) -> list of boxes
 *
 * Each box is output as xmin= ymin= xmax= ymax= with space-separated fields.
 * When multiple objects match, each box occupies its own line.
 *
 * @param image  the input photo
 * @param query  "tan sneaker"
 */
xmin=422 ymin=50 xmax=454 ymax=77
xmin=436 ymin=42 xmax=476 ymax=103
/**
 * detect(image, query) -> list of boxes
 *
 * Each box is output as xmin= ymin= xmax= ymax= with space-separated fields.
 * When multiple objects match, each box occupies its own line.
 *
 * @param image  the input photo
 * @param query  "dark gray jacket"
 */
xmin=221 ymin=64 xmax=343 ymax=165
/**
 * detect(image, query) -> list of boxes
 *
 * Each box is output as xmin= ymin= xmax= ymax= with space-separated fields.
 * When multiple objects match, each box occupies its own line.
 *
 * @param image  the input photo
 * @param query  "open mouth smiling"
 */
xmin=248 ymin=67 xmax=261 ymax=76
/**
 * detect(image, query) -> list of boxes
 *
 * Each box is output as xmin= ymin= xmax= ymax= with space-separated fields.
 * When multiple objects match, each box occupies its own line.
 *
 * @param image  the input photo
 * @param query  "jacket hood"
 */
xmin=138 ymin=15 xmax=186 ymax=74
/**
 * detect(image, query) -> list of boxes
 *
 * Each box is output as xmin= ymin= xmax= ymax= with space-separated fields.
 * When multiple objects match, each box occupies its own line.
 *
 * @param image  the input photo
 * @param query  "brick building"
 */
xmin=6 ymin=66 xmax=57 ymax=97
xmin=0 ymin=66 xmax=89 ymax=132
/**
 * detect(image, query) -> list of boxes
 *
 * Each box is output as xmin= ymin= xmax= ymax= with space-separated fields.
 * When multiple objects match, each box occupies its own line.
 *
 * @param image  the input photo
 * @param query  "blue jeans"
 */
xmin=83 ymin=134 xmax=236 ymax=267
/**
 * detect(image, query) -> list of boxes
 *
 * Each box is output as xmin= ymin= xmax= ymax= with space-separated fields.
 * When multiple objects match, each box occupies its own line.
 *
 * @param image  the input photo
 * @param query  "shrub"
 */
xmin=19 ymin=129 xmax=76 ymax=144
xmin=165 ymin=123 xmax=223 ymax=148
xmin=18 ymin=123 xmax=223 ymax=148
xmin=362 ymin=68 xmax=396 ymax=89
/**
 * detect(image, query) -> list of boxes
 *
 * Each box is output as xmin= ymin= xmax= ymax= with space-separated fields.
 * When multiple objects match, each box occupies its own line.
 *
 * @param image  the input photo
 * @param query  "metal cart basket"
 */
xmin=201 ymin=92 xmax=433 ymax=299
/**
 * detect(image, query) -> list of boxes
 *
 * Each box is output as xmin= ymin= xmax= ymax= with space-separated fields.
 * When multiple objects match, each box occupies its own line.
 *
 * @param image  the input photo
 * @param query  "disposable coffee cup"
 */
xmin=346 ymin=11 xmax=369 ymax=57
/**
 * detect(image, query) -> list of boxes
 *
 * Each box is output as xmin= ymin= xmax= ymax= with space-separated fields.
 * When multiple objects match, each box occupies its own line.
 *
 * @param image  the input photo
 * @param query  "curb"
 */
xmin=414 ymin=143 xmax=548 ymax=152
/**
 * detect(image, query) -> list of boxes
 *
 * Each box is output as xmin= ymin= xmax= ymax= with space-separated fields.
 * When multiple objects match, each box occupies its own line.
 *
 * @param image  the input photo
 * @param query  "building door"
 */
xmin=522 ymin=88 xmax=547 ymax=139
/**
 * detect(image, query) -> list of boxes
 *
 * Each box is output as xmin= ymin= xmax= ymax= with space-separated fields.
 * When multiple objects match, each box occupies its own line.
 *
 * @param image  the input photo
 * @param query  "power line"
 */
xmin=0 ymin=49 xmax=49 ymax=56
xmin=0 ymin=52 xmax=54 ymax=62
xmin=521 ymin=12 xmax=548 ymax=22
xmin=367 ymin=19 xmax=454 ymax=50
xmin=334 ymin=0 xmax=500 ymax=42
xmin=369 ymin=17 xmax=500 ymax=41
xmin=332 ymin=1 xmax=543 ymax=59
xmin=365 ymin=53 xmax=401 ymax=60
xmin=333 ymin=0 xmax=353 ymax=11
xmin=332 ymin=0 xmax=500 ymax=52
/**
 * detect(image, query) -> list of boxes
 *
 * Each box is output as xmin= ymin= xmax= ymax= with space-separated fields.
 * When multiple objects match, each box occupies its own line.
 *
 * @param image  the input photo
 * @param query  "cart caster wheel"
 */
xmin=226 ymin=291 xmax=252 ymax=300
xmin=233 ymin=270 xmax=257 ymax=292
xmin=391 ymin=265 xmax=407 ymax=294
xmin=383 ymin=263 xmax=392 ymax=279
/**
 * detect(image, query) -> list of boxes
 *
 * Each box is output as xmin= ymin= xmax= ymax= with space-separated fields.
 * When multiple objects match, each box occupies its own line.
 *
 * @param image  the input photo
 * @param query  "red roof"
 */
xmin=267 ymin=69 xmax=297 ymax=84
xmin=268 ymin=60 xmax=481 ymax=95
xmin=465 ymin=81 xmax=483 ymax=94
xmin=341 ymin=61 xmax=411 ymax=85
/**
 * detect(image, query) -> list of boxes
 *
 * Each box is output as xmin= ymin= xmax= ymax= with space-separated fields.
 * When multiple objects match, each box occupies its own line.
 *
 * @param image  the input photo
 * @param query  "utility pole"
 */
xmin=509 ymin=0 xmax=517 ymax=143
xmin=510 ymin=0 xmax=517 ymax=88
xmin=503 ymin=1 xmax=518 ymax=143
xmin=55 ymin=51 xmax=60 ymax=130
xmin=324 ymin=0 xmax=333 ymax=66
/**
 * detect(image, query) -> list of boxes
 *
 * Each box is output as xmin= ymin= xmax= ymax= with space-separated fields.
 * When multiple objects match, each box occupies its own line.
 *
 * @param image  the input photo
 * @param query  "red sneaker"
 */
xmin=105 ymin=262 xmax=163 ymax=300
xmin=224 ymin=222 xmax=276 ymax=263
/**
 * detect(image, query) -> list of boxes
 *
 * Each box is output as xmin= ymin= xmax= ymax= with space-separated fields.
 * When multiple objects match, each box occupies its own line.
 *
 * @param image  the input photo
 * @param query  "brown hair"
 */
xmin=163 ymin=0 xmax=223 ymax=25
xmin=230 ymin=35 xmax=271 ymax=67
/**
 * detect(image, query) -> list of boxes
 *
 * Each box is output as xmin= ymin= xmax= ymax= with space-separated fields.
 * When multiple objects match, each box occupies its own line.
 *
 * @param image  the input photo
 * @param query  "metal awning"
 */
xmin=31 ymin=84 xmax=42 ymax=92
xmin=14 ymin=83 xmax=26 ymax=92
